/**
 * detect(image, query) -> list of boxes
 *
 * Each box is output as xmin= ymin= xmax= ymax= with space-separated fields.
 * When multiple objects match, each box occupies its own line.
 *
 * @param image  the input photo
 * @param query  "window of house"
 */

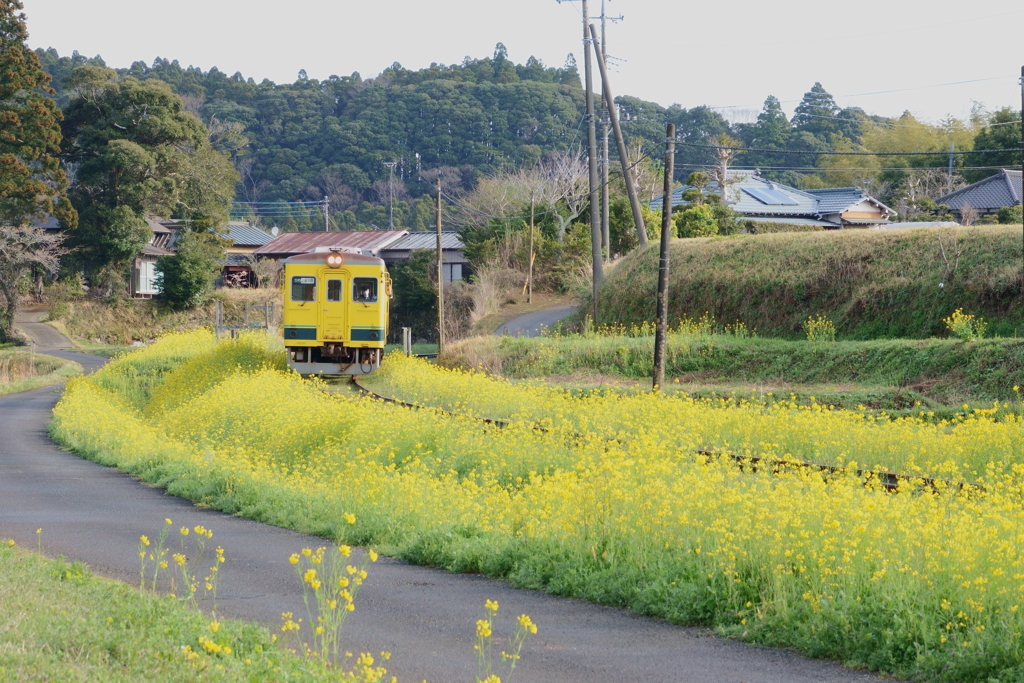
xmin=353 ymin=277 xmax=378 ymax=303
xmin=291 ymin=276 xmax=316 ymax=302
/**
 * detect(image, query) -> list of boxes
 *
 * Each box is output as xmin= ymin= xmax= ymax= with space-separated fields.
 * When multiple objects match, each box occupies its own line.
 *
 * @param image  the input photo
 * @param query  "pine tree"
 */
xmin=792 ymin=82 xmax=839 ymax=138
xmin=0 ymin=0 xmax=76 ymax=228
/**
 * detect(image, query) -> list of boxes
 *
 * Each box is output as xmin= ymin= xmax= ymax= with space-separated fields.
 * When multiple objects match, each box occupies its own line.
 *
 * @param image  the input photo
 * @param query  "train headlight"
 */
xmin=326 ymin=253 xmax=343 ymax=268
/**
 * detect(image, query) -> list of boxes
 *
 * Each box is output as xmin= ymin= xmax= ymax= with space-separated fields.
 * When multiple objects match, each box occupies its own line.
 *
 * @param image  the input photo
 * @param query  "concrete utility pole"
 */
xmin=652 ymin=123 xmax=675 ymax=392
xmin=590 ymin=25 xmax=647 ymax=247
xmin=1019 ymin=65 xmax=1023 ymax=284
xmin=528 ymin=193 xmax=535 ymax=304
xmin=322 ymin=196 xmax=330 ymax=231
xmin=947 ymin=143 xmax=954 ymax=196
xmin=582 ymin=1 xmax=602 ymax=322
xmin=435 ymin=178 xmax=445 ymax=353
xmin=384 ymin=161 xmax=398 ymax=229
xmin=601 ymin=117 xmax=611 ymax=262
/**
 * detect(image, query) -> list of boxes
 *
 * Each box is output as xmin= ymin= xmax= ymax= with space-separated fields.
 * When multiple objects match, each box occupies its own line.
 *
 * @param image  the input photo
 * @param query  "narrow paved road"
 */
xmin=0 ymin=325 xmax=888 ymax=682
xmin=496 ymin=303 xmax=577 ymax=337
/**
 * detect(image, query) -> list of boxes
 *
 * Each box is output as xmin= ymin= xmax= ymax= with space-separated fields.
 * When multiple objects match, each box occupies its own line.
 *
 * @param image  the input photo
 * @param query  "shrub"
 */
xmin=674 ymin=204 xmax=718 ymax=238
xmin=944 ymin=308 xmax=987 ymax=341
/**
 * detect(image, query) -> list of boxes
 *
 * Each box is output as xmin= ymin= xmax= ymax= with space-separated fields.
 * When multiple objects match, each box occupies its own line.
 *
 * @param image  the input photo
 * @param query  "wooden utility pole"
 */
xmin=528 ymin=193 xmax=535 ymax=304
xmin=590 ymin=25 xmax=647 ymax=247
xmin=435 ymin=178 xmax=445 ymax=353
xmin=582 ymin=2 xmax=602 ymax=322
xmin=652 ymin=123 xmax=675 ymax=391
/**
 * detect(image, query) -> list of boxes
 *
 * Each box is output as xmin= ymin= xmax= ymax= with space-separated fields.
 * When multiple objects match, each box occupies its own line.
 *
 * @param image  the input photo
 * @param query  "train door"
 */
xmin=321 ymin=272 xmax=347 ymax=340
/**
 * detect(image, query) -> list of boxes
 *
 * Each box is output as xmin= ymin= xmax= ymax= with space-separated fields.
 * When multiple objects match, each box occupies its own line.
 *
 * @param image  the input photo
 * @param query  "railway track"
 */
xmin=350 ymin=375 xmax=982 ymax=495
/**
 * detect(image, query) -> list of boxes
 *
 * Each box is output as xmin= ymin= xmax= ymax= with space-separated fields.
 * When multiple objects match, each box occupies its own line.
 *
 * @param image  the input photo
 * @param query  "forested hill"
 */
xmin=36 ymin=45 xmax=587 ymax=212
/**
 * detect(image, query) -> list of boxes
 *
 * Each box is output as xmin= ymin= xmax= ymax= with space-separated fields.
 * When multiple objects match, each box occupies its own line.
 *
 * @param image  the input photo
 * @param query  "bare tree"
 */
xmin=707 ymin=133 xmax=743 ymax=205
xmin=0 ymin=226 xmax=64 ymax=344
xmin=243 ymin=254 xmax=282 ymax=289
xmin=958 ymin=203 xmax=977 ymax=227
xmin=235 ymin=157 xmax=269 ymax=205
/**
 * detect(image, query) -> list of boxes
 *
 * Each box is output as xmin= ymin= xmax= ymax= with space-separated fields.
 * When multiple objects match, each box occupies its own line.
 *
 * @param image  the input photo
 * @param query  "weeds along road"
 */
xmin=0 ymin=350 xmax=891 ymax=682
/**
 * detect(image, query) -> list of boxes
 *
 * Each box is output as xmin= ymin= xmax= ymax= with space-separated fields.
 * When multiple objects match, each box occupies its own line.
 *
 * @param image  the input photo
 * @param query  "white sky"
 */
xmin=23 ymin=0 xmax=1024 ymax=125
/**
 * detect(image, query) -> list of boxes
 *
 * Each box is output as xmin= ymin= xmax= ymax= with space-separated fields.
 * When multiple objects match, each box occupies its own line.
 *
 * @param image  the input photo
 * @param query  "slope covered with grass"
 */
xmin=597 ymin=226 xmax=1023 ymax=339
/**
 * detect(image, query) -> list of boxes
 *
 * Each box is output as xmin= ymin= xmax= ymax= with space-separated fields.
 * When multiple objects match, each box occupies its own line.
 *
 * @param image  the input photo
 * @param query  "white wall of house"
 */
xmin=137 ymin=260 xmax=161 ymax=295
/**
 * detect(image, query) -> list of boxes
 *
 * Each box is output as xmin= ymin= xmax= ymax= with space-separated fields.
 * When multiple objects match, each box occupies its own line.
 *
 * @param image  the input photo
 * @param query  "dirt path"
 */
xmin=495 ymin=303 xmax=577 ymax=337
xmin=0 ymin=351 xmax=888 ymax=681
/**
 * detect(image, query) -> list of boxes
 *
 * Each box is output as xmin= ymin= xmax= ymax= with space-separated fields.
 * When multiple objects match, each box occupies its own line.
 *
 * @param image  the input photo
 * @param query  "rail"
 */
xmin=350 ymin=375 xmax=982 ymax=495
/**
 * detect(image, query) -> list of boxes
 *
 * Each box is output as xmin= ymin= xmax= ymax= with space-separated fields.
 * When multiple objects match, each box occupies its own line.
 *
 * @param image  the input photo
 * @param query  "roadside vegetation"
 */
xmin=52 ymin=332 xmax=1024 ymax=682
xmin=0 ymin=345 xmax=81 ymax=396
xmin=0 ymin=538 xmax=384 ymax=682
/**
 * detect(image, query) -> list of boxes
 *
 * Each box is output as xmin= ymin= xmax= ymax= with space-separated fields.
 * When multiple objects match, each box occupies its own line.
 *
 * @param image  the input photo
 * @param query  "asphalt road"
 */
xmin=495 ymin=303 xmax=577 ymax=338
xmin=0 ymin=327 xmax=889 ymax=682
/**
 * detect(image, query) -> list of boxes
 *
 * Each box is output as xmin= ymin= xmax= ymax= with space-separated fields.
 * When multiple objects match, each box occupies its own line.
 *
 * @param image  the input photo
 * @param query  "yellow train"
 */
xmin=281 ymin=248 xmax=392 ymax=375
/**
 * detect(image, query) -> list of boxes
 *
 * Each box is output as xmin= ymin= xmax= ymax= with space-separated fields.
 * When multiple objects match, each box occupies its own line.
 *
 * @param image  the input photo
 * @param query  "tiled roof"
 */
xmin=219 ymin=222 xmax=273 ymax=247
xmin=650 ymin=174 xmax=893 ymax=223
xmin=383 ymin=231 xmax=464 ymax=250
xmin=938 ymin=169 xmax=1022 ymax=211
xmin=254 ymin=230 xmax=409 ymax=257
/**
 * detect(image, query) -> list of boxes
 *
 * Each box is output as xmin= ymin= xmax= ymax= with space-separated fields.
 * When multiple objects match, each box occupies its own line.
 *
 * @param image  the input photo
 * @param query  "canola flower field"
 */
xmin=52 ymin=331 xmax=1024 ymax=682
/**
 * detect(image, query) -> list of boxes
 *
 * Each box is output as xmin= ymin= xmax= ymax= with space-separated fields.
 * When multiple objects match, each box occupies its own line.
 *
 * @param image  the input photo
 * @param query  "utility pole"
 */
xmin=435 ymin=178 xmax=445 ymax=353
xmin=322 ymin=196 xmax=330 ymax=231
xmin=384 ymin=161 xmax=398 ymax=229
xmin=652 ymin=123 xmax=675 ymax=392
xmin=528 ymin=193 xmax=535 ymax=304
xmin=582 ymin=1 xmax=602 ymax=322
xmin=1019 ymin=65 xmax=1023 ymax=288
xmin=590 ymin=25 xmax=647 ymax=246
xmin=947 ymin=143 xmax=954 ymax=196
xmin=601 ymin=117 xmax=610 ymax=262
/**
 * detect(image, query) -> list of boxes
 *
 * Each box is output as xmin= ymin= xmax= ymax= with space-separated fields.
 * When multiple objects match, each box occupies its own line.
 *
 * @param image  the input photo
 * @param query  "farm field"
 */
xmin=49 ymin=330 xmax=1024 ymax=682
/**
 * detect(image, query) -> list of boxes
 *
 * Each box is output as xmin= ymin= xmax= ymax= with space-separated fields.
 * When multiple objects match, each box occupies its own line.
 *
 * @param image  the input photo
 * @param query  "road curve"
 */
xmin=0 ymin=355 xmax=888 ymax=681
xmin=495 ymin=303 xmax=578 ymax=337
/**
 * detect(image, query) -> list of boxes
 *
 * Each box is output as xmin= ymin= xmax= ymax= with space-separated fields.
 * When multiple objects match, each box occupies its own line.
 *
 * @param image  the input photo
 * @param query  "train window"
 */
xmin=291 ymin=276 xmax=316 ymax=302
xmin=353 ymin=277 xmax=378 ymax=303
xmin=327 ymin=279 xmax=342 ymax=302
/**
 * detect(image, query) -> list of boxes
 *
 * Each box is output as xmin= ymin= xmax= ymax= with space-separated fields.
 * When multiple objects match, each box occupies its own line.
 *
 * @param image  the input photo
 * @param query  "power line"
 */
xmin=673 ymin=141 xmax=1022 ymax=156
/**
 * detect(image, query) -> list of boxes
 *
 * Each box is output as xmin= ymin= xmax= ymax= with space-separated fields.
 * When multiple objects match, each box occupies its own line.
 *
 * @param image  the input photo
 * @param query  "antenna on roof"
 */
xmin=271 ymin=226 xmax=279 ymax=236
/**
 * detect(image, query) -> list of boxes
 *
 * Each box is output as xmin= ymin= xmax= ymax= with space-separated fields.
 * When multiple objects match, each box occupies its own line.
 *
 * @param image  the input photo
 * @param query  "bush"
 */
xmin=674 ymin=204 xmax=718 ymax=238
xmin=156 ymin=232 xmax=226 ymax=310
xmin=943 ymin=308 xmax=987 ymax=341
xmin=997 ymin=205 xmax=1023 ymax=225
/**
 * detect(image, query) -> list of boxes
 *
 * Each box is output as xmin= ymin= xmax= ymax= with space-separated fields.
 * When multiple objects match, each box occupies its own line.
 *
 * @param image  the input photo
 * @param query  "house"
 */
xmin=217 ymin=221 xmax=274 ymax=286
xmin=650 ymin=172 xmax=895 ymax=229
xmin=937 ymin=169 xmax=1022 ymax=217
xmin=254 ymin=230 xmax=470 ymax=283
xmin=130 ymin=217 xmax=182 ymax=298
xmin=379 ymin=232 xmax=470 ymax=283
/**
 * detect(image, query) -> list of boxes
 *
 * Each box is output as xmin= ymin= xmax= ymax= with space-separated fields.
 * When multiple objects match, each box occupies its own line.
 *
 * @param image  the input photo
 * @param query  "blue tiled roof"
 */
xmin=650 ymin=174 xmax=892 ymax=223
xmin=218 ymin=222 xmax=274 ymax=247
xmin=938 ymin=169 xmax=1022 ymax=211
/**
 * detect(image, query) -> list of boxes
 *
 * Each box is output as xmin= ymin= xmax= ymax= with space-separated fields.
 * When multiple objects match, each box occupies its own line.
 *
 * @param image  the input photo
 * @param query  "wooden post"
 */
xmin=435 ymin=178 xmax=445 ymax=353
xmin=590 ymin=24 xmax=647 ymax=247
xmin=653 ymin=123 xmax=675 ymax=391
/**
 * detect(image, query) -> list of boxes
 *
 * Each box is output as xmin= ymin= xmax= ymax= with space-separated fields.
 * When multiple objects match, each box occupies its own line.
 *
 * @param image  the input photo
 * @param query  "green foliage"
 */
xmin=997 ymin=204 xmax=1022 ymax=225
xmin=0 ymin=0 xmax=76 ymax=229
xmin=60 ymin=66 xmax=236 ymax=271
xmin=965 ymin=108 xmax=1022 ymax=183
xmin=743 ymin=221 xmax=824 ymax=234
xmin=388 ymin=251 xmax=438 ymax=341
xmin=943 ymin=308 xmax=988 ymax=342
xmin=674 ymin=204 xmax=718 ymax=238
xmin=155 ymin=232 xmax=226 ymax=310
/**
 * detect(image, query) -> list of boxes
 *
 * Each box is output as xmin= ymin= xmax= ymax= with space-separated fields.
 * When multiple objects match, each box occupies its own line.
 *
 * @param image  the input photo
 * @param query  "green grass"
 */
xmin=596 ymin=225 xmax=1024 ymax=339
xmin=0 ymin=348 xmax=82 ymax=396
xmin=384 ymin=342 xmax=438 ymax=356
xmin=442 ymin=333 xmax=1024 ymax=413
xmin=0 ymin=541 xmax=362 ymax=682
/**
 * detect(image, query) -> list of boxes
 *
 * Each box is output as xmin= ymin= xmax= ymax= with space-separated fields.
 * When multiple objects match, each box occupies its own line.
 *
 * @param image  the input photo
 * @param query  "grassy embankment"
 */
xmin=595 ymin=225 xmax=1024 ymax=339
xmin=0 ymin=540 xmax=377 ymax=681
xmin=440 ymin=332 xmax=1024 ymax=415
xmin=50 ymin=333 xmax=1024 ymax=682
xmin=0 ymin=345 xmax=82 ymax=396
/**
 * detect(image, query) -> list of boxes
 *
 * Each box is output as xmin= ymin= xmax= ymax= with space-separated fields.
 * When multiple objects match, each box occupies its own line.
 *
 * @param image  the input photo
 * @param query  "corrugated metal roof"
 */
xmin=938 ymin=169 xmax=1022 ymax=211
xmin=383 ymin=232 xmax=464 ymax=250
xmin=254 ymin=230 xmax=408 ymax=256
xmin=219 ymin=222 xmax=273 ymax=247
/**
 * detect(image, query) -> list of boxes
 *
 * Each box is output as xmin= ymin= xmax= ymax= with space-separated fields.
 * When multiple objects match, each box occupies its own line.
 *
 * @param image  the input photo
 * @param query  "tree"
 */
xmin=154 ymin=231 xmax=225 ymax=310
xmin=792 ymin=82 xmax=839 ymax=138
xmin=0 ymin=0 xmax=76 ymax=229
xmin=60 ymin=65 xmax=237 ymax=277
xmin=674 ymin=204 xmax=717 ymax=238
xmin=739 ymin=96 xmax=791 ymax=173
xmin=965 ymin=108 xmax=1022 ymax=183
xmin=0 ymin=226 xmax=63 ymax=343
